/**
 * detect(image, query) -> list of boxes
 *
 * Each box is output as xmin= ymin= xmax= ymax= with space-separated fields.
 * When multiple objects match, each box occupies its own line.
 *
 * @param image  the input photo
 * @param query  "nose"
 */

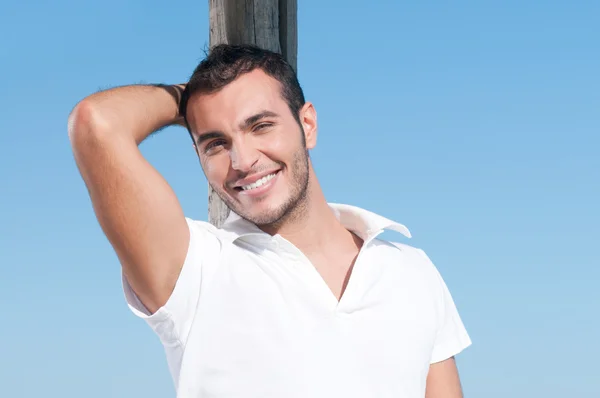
xmin=230 ymin=141 xmax=259 ymax=172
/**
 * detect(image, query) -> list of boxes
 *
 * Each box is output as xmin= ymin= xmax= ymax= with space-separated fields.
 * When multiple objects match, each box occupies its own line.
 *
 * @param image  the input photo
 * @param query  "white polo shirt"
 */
xmin=123 ymin=203 xmax=471 ymax=398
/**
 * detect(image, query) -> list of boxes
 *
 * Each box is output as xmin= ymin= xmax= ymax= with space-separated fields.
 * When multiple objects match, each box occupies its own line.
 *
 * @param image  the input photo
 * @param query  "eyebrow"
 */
xmin=195 ymin=111 xmax=279 ymax=147
xmin=239 ymin=110 xmax=279 ymax=130
xmin=195 ymin=131 xmax=226 ymax=146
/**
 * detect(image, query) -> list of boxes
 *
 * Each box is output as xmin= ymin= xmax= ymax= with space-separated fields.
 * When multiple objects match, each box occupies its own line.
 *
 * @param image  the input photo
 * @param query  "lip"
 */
xmin=233 ymin=169 xmax=281 ymax=188
xmin=235 ymin=170 xmax=281 ymax=198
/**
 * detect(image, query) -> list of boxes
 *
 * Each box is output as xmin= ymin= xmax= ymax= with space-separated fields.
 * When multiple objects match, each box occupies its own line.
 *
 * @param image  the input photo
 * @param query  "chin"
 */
xmin=239 ymin=201 xmax=289 ymax=226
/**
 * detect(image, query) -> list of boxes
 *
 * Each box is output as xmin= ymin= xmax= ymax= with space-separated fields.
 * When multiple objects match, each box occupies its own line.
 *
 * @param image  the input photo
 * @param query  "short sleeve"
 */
xmin=417 ymin=249 xmax=472 ymax=364
xmin=122 ymin=218 xmax=221 ymax=381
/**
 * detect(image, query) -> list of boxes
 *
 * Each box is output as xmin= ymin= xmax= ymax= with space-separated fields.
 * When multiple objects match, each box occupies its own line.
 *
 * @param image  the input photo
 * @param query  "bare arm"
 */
xmin=68 ymin=84 xmax=190 ymax=314
xmin=425 ymin=357 xmax=464 ymax=398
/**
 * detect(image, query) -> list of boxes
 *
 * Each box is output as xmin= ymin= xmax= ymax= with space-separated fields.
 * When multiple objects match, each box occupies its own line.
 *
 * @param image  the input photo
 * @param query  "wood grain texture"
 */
xmin=279 ymin=0 xmax=297 ymax=71
xmin=207 ymin=0 xmax=297 ymax=227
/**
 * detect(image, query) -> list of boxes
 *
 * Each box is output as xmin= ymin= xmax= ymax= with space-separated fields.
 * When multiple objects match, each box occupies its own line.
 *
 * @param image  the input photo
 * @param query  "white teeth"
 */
xmin=241 ymin=173 xmax=277 ymax=191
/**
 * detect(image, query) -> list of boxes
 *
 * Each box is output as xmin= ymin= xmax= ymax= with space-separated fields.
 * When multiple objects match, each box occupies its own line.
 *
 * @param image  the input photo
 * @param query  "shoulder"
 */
xmin=185 ymin=217 xmax=219 ymax=242
xmin=185 ymin=217 xmax=217 ymax=231
xmin=372 ymin=238 xmax=434 ymax=267
xmin=182 ymin=217 xmax=227 ymax=261
xmin=371 ymin=238 xmax=444 ymax=285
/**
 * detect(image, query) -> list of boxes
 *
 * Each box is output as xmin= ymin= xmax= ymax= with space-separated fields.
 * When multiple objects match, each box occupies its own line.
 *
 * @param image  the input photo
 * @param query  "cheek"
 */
xmin=261 ymin=130 xmax=299 ymax=158
xmin=201 ymin=155 xmax=229 ymax=183
xmin=267 ymin=139 xmax=286 ymax=154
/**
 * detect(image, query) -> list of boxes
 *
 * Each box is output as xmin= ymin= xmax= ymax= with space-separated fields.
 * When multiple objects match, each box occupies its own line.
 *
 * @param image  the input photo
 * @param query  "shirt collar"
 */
xmin=218 ymin=203 xmax=411 ymax=243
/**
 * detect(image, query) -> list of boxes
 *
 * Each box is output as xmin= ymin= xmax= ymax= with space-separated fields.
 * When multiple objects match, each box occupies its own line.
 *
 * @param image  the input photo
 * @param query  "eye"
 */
xmin=253 ymin=122 xmax=273 ymax=132
xmin=204 ymin=139 xmax=227 ymax=153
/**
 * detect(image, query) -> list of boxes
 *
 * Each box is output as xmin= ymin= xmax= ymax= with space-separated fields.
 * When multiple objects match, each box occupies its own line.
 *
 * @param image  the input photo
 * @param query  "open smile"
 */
xmin=232 ymin=170 xmax=281 ymax=197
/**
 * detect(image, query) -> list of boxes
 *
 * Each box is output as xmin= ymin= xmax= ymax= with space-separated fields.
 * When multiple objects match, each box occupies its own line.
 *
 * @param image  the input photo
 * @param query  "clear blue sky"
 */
xmin=1 ymin=1 xmax=598 ymax=397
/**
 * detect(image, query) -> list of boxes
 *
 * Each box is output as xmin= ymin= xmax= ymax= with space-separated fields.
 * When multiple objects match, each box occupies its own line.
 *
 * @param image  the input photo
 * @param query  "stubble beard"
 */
xmin=254 ymin=148 xmax=310 ymax=229
xmin=214 ymin=145 xmax=311 ymax=229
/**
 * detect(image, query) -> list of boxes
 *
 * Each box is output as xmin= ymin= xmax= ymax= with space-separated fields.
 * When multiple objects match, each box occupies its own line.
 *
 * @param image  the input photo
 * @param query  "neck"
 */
xmin=261 ymin=167 xmax=354 ymax=254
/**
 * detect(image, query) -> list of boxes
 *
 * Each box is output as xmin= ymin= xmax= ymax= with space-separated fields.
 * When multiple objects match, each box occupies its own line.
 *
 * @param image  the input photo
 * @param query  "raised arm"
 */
xmin=68 ymin=84 xmax=190 ymax=314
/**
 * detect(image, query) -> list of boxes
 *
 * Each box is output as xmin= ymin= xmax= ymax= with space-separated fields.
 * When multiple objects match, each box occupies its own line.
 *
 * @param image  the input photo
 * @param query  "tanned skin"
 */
xmin=69 ymin=72 xmax=465 ymax=398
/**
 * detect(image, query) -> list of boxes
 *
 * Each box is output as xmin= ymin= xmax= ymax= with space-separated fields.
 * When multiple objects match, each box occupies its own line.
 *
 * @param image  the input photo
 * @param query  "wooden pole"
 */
xmin=208 ymin=0 xmax=297 ymax=227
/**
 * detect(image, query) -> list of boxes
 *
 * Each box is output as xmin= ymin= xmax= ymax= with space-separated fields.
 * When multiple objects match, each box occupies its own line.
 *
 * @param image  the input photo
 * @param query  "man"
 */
xmin=68 ymin=45 xmax=471 ymax=398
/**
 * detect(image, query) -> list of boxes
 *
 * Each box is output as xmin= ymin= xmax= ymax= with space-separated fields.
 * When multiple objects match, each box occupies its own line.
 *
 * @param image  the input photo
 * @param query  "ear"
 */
xmin=299 ymin=102 xmax=317 ymax=149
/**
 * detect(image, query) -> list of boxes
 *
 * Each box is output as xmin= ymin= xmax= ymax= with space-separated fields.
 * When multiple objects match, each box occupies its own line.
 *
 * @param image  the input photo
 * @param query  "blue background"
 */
xmin=1 ymin=1 xmax=598 ymax=396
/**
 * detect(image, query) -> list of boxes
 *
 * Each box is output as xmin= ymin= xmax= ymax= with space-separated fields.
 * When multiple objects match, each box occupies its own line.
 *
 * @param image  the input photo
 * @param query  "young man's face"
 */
xmin=186 ymin=69 xmax=318 ymax=226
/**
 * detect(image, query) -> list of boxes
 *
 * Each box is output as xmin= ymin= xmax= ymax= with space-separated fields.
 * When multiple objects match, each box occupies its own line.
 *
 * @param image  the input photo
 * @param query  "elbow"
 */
xmin=67 ymin=99 xmax=111 ymax=149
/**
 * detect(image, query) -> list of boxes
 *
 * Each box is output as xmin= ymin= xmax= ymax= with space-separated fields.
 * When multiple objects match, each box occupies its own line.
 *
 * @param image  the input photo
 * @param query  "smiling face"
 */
xmin=186 ymin=69 xmax=318 ymax=227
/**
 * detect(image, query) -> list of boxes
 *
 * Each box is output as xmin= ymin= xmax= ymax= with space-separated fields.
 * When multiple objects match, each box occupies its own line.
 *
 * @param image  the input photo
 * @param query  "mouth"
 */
xmin=233 ymin=170 xmax=281 ymax=196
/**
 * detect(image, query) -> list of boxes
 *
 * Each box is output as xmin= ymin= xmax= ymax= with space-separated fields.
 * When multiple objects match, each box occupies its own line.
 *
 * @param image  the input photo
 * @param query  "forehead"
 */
xmin=186 ymin=69 xmax=288 ymax=133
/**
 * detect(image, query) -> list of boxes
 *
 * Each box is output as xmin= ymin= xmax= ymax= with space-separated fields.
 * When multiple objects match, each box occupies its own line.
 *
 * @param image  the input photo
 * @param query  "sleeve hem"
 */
xmin=121 ymin=217 xmax=200 ymax=326
xmin=122 ymin=273 xmax=172 ymax=323
xmin=430 ymin=333 xmax=472 ymax=364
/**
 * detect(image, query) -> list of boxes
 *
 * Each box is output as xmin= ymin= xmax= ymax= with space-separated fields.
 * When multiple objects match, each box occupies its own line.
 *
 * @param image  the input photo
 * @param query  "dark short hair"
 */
xmin=180 ymin=44 xmax=305 ymax=131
